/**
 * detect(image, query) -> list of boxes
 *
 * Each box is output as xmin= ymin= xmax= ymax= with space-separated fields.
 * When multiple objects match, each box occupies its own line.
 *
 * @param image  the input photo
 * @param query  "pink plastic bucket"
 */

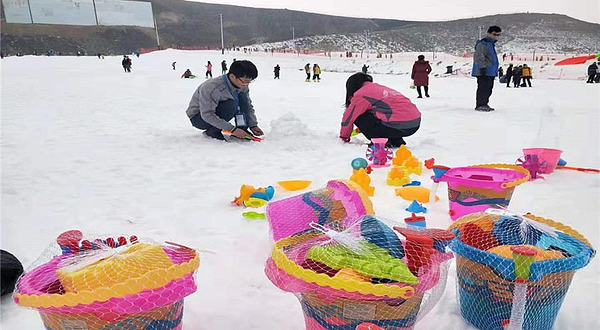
xmin=438 ymin=166 xmax=529 ymax=220
xmin=266 ymin=180 xmax=373 ymax=241
xmin=522 ymin=148 xmax=563 ymax=174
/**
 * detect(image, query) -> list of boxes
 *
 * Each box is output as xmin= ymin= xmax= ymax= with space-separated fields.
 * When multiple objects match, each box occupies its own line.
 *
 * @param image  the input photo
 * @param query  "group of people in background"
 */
xmin=587 ymin=61 xmax=600 ymax=83
xmin=304 ymin=63 xmax=321 ymax=82
xmin=500 ymin=63 xmax=533 ymax=88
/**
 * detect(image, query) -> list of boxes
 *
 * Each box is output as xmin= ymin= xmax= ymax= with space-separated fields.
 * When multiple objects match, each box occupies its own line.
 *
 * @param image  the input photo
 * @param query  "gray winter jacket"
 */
xmin=185 ymin=75 xmax=258 ymax=131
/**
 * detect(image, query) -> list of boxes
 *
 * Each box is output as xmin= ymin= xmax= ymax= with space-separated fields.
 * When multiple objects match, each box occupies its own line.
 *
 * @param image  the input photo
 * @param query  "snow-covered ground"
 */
xmin=1 ymin=49 xmax=599 ymax=329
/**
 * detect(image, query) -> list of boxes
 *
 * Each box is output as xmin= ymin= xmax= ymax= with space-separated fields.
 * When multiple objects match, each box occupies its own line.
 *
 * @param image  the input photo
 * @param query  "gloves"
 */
xmin=340 ymin=136 xmax=350 ymax=143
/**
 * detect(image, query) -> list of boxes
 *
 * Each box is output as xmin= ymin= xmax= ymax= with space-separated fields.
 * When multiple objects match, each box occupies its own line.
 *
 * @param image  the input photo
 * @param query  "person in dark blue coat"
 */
xmin=472 ymin=26 xmax=501 ymax=111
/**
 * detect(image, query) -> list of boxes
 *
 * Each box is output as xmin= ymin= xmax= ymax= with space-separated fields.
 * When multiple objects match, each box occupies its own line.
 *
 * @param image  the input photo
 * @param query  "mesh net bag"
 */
xmin=13 ymin=230 xmax=200 ymax=330
xmin=265 ymin=183 xmax=455 ymax=330
xmin=448 ymin=209 xmax=596 ymax=330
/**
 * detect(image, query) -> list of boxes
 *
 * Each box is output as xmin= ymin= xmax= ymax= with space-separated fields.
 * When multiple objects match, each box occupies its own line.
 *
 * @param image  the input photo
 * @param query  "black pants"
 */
xmin=274 ymin=73 xmax=280 ymax=79
xmin=505 ymin=75 xmax=512 ymax=87
xmin=476 ymin=76 xmax=494 ymax=107
xmin=306 ymin=72 xmax=311 ymax=80
xmin=416 ymin=86 xmax=429 ymax=97
xmin=354 ymin=112 xmax=419 ymax=147
xmin=587 ymin=75 xmax=596 ymax=83
xmin=313 ymin=74 xmax=320 ymax=80
xmin=206 ymin=70 xmax=213 ymax=78
xmin=522 ymin=77 xmax=532 ymax=87
xmin=190 ymin=99 xmax=239 ymax=140
xmin=513 ymin=75 xmax=521 ymax=87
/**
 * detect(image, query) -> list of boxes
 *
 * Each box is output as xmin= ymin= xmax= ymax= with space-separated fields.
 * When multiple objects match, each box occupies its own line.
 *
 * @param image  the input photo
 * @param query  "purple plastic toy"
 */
xmin=366 ymin=138 xmax=393 ymax=168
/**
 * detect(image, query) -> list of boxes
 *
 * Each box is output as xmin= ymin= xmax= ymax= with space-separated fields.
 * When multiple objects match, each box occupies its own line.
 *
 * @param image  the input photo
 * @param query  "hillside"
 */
xmin=1 ymin=0 xmax=599 ymax=55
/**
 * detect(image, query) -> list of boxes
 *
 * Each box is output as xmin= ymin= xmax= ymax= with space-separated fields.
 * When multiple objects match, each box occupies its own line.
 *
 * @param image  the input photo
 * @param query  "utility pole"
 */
xmin=478 ymin=25 xmax=484 ymax=40
xmin=220 ymin=14 xmax=224 ymax=55
xmin=154 ymin=16 xmax=160 ymax=48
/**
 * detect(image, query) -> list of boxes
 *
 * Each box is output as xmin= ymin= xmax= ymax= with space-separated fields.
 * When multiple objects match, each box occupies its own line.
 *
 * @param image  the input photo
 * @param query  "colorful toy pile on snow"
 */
xmin=13 ymin=230 xmax=200 ymax=330
xmin=265 ymin=180 xmax=455 ymax=330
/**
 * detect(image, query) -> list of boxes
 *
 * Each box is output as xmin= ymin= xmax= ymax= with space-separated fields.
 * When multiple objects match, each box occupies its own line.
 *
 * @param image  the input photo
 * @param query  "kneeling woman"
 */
xmin=340 ymin=73 xmax=421 ymax=147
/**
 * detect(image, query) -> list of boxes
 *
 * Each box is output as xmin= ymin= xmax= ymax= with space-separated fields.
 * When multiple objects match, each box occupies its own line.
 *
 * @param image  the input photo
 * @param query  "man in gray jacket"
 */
xmin=471 ymin=26 xmax=501 ymax=111
xmin=186 ymin=60 xmax=264 ymax=140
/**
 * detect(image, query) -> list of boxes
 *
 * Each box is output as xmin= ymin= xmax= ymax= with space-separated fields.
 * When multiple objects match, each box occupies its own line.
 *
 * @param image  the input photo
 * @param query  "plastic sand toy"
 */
xmin=13 ymin=230 xmax=200 ymax=330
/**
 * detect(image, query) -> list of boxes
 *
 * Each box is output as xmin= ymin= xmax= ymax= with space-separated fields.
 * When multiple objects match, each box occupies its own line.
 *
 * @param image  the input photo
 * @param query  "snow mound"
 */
xmin=269 ymin=112 xmax=309 ymax=138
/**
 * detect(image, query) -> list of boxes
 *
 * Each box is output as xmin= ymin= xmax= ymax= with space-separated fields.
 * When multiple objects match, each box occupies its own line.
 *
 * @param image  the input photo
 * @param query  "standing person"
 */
xmin=339 ymin=73 xmax=421 ymax=147
xmin=411 ymin=55 xmax=432 ymax=98
xmin=521 ymin=64 xmax=533 ymax=87
xmin=186 ymin=60 xmax=263 ymax=141
xmin=595 ymin=60 xmax=600 ymax=83
xmin=312 ymin=64 xmax=321 ymax=82
xmin=172 ymin=61 xmax=176 ymax=70
xmin=221 ymin=60 xmax=227 ymax=74
xmin=362 ymin=64 xmax=369 ymax=74
xmin=205 ymin=61 xmax=213 ymax=78
xmin=586 ymin=62 xmax=597 ymax=83
xmin=498 ymin=66 xmax=504 ymax=78
xmin=502 ymin=53 xmax=507 ymax=61
xmin=274 ymin=64 xmax=280 ymax=79
xmin=121 ymin=56 xmax=129 ymax=72
xmin=304 ymin=63 xmax=311 ymax=82
xmin=472 ymin=25 xmax=501 ymax=111
xmin=505 ymin=64 xmax=514 ymax=87
xmin=513 ymin=65 xmax=522 ymax=88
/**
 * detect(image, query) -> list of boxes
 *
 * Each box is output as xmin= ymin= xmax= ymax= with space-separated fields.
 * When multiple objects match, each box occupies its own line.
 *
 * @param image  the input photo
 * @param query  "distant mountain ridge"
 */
xmin=1 ymin=0 xmax=598 ymax=54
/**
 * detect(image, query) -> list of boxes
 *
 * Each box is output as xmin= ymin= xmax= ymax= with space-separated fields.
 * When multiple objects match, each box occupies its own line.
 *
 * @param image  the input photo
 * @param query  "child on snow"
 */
xmin=206 ymin=61 xmax=213 ymax=78
xmin=312 ymin=64 xmax=321 ymax=82
xmin=181 ymin=69 xmax=195 ymax=78
xmin=186 ymin=60 xmax=264 ymax=141
xmin=340 ymin=73 xmax=421 ymax=148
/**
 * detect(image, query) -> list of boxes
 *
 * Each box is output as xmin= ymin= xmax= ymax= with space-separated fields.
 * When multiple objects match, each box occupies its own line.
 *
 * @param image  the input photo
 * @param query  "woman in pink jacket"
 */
xmin=205 ymin=61 xmax=213 ymax=78
xmin=340 ymin=73 xmax=421 ymax=147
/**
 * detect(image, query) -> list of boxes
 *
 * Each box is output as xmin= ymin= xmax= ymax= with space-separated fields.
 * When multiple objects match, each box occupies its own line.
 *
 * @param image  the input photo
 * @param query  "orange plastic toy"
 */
xmin=387 ymin=166 xmax=411 ymax=186
xmin=395 ymin=186 xmax=439 ymax=203
xmin=350 ymin=168 xmax=375 ymax=196
xmin=392 ymin=145 xmax=413 ymax=166
xmin=277 ymin=180 xmax=312 ymax=191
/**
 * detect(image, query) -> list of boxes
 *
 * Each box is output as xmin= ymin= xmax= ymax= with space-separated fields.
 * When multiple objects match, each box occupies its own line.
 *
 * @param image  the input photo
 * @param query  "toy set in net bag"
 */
xmin=448 ymin=210 xmax=595 ymax=330
xmin=265 ymin=180 xmax=455 ymax=330
xmin=13 ymin=230 xmax=200 ymax=330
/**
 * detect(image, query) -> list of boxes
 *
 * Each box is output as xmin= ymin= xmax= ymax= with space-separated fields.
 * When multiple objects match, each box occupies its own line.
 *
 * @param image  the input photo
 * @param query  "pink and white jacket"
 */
xmin=340 ymin=82 xmax=421 ymax=139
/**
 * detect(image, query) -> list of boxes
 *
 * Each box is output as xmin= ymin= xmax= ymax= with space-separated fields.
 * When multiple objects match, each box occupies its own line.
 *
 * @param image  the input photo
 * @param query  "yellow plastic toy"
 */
xmin=395 ymin=186 xmax=439 ymax=203
xmin=232 ymin=184 xmax=274 ymax=206
xmin=334 ymin=268 xmax=371 ymax=282
xmin=277 ymin=180 xmax=312 ymax=191
xmin=487 ymin=245 xmax=564 ymax=261
xmin=57 ymin=243 xmax=174 ymax=293
xmin=387 ymin=166 xmax=411 ymax=186
xmin=392 ymin=145 xmax=412 ymax=166
xmin=401 ymin=157 xmax=423 ymax=175
xmin=232 ymin=185 xmax=260 ymax=205
xmin=350 ymin=168 xmax=375 ymax=196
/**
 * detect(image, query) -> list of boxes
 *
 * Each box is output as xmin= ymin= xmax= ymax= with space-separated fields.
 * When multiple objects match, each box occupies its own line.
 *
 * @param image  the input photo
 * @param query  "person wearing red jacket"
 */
xmin=411 ymin=55 xmax=432 ymax=98
xmin=340 ymin=73 xmax=421 ymax=148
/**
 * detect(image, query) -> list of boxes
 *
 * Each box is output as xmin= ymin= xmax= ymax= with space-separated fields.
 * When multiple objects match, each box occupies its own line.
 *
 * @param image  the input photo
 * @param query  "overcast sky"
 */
xmin=189 ymin=0 xmax=600 ymax=24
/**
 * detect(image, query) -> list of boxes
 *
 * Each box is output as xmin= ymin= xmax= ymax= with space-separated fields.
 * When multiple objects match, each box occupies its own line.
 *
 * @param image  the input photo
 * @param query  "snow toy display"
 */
xmin=387 ymin=166 xmax=411 ymax=187
xmin=13 ymin=230 xmax=200 ymax=330
xmin=521 ymin=148 xmax=563 ymax=174
xmin=266 ymin=180 xmax=374 ymax=241
xmin=434 ymin=164 xmax=530 ymax=220
xmin=232 ymin=184 xmax=275 ymax=207
xmin=391 ymin=146 xmax=422 ymax=175
xmin=265 ymin=214 xmax=454 ymax=330
xmin=366 ymin=138 xmax=393 ymax=168
xmin=448 ymin=210 xmax=595 ymax=330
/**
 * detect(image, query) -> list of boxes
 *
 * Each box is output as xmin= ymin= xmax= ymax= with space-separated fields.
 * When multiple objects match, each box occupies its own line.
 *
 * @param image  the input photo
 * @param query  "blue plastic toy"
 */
xmin=405 ymin=200 xmax=427 ymax=213
xmin=557 ymin=158 xmax=567 ymax=166
xmin=351 ymin=158 xmax=369 ymax=170
xmin=402 ymin=181 xmax=421 ymax=187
